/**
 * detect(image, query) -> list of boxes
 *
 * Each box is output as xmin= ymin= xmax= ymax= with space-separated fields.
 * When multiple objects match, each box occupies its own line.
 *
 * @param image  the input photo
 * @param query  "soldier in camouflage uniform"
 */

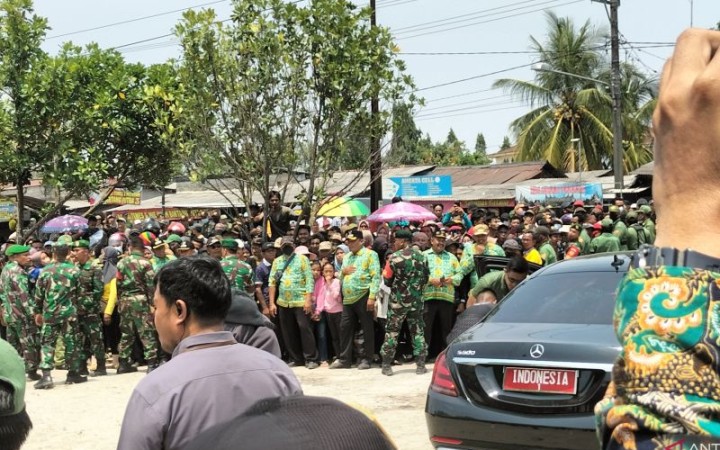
xmin=116 ymin=235 xmax=158 ymax=374
xmin=0 ymin=244 xmax=40 ymax=380
xmin=220 ymin=239 xmax=255 ymax=293
xmin=72 ymin=240 xmax=107 ymax=376
xmin=380 ymin=229 xmax=430 ymax=376
xmin=33 ymin=244 xmax=84 ymax=389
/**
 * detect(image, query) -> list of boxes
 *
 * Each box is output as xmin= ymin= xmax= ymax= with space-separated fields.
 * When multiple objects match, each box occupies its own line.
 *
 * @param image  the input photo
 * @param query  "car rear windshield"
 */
xmin=486 ymin=271 xmax=626 ymax=325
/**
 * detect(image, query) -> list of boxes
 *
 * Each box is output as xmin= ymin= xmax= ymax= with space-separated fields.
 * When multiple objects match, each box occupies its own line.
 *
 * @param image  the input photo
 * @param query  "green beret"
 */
xmin=5 ymin=244 xmax=30 ymax=257
xmin=73 ymin=240 xmax=90 ymax=249
xmin=166 ymin=234 xmax=183 ymax=244
xmin=395 ymin=229 xmax=412 ymax=240
xmin=221 ymin=238 xmax=238 ymax=250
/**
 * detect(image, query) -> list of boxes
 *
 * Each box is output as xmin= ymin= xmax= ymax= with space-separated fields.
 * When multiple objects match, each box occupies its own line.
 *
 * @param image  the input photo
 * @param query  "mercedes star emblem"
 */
xmin=529 ymin=344 xmax=545 ymax=359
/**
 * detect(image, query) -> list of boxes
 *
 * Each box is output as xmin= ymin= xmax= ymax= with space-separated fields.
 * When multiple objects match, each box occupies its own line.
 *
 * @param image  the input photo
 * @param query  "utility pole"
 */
xmin=593 ymin=0 xmax=624 ymax=196
xmin=609 ymin=0 xmax=623 ymax=197
xmin=369 ymin=0 xmax=382 ymax=211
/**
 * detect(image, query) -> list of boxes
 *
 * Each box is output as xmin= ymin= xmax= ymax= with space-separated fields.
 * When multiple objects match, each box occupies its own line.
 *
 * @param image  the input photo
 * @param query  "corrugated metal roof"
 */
xmin=632 ymin=161 xmax=653 ymax=176
xmin=431 ymin=161 xmax=564 ymax=186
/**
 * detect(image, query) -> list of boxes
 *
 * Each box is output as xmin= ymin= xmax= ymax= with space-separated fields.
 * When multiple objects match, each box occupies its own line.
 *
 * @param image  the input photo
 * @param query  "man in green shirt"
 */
xmin=535 ymin=226 xmax=557 ymax=266
xmin=330 ymin=230 xmax=380 ymax=370
xmin=637 ymin=205 xmax=656 ymax=244
xmin=468 ymin=256 xmax=529 ymax=305
xmin=589 ymin=219 xmax=621 ymax=254
xmin=423 ymin=230 xmax=463 ymax=354
xmin=268 ymin=236 xmax=318 ymax=369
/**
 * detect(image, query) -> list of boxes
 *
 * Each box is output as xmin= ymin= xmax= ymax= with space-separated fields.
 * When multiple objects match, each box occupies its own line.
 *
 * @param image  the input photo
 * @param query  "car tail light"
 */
xmin=430 ymin=351 xmax=458 ymax=397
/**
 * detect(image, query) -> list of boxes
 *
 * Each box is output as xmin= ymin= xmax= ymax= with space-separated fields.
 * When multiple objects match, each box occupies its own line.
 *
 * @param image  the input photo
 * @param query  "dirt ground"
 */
xmin=21 ymin=362 xmax=435 ymax=450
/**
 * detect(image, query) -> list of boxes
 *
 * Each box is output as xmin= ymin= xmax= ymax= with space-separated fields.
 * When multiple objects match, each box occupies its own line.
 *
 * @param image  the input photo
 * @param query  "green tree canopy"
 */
xmin=493 ymin=12 xmax=655 ymax=172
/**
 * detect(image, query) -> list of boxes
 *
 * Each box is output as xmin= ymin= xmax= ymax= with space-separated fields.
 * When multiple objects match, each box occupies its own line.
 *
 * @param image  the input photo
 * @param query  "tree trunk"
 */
xmin=15 ymin=175 xmax=24 ymax=243
xmin=83 ymin=186 xmax=117 ymax=218
xmin=21 ymin=191 xmax=76 ymax=242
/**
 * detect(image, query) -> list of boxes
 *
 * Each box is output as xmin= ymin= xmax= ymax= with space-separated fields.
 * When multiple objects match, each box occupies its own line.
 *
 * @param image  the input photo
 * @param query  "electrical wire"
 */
xmin=46 ymin=0 xmax=229 ymax=40
xmin=414 ymin=104 xmax=527 ymax=121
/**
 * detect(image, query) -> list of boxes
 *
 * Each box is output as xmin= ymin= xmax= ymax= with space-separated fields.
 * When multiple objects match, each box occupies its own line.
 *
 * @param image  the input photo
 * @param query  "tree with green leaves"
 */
xmin=175 ymin=0 xmax=413 ymax=230
xmin=0 ymin=0 xmax=180 ymax=240
xmin=493 ymin=12 xmax=655 ymax=172
xmin=500 ymin=136 xmax=512 ymax=150
xmin=386 ymin=102 xmax=422 ymax=166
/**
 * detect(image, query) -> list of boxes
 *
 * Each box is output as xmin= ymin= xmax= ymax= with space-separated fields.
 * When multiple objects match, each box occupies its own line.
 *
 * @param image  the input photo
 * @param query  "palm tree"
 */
xmin=493 ymin=12 xmax=655 ymax=172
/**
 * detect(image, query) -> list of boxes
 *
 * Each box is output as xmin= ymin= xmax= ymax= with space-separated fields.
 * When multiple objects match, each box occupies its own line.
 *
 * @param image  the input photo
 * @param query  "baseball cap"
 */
xmin=166 ymin=234 xmax=183 ymax=244
xmin=318 ymin=241 xmax=333 ymax=251
xmin=472 ymin=224 xmax=489 ymax=236
xmin=207 ymin=237 xmax=222 ymax=247
xmin=502 ymin=239 xmax=521 ymax=251
xmin=73 ymin=240 xmax=90 ymax=249
xmin=573 ymin=200 xmax=584 ymax=207
xmin=0 ymin=339 xmax=26 ymax=416
xmin=639 ymin=205 xmax=652 ymax=214
xmin=220 ymin=214 xmax=228 ymax=220
xmin=262 ymin=242 xmax=276 ymax=252
xmin=433 ymin=230 xmax=447 ymax=240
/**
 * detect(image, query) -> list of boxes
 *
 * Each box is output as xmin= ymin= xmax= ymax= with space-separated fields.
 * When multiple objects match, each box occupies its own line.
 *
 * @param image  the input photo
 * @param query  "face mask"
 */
xmin=282 ymin=246 xmax=293 ymax=256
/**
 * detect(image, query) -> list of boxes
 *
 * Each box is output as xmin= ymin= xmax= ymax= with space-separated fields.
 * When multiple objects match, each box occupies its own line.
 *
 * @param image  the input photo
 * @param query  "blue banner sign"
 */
xmin=387 ymin=175 xmax=453 ymax=198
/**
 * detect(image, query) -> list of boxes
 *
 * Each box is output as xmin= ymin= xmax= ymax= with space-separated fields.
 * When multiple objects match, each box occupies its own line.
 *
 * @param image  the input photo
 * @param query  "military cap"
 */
xmin=535 ymin=226 xmax=550 ymax=237
xmin=166 ymin=234 xmax=183 ymax=244
xmin=601 ymin=218 xmax=614 ymax=230
xmin=626 ymin=211 xmax=638 ymax=220
xmin=56 ymin=235 xmax=73 ymax=247
xmin=608 ymin=205 xmax=620 ymax=213
xmin=638 ymin=205 xmax=652 ymax=215
xmin=433 ymin=230 xmax=447 ymax=240
xmin=5 ymin=244 xmax=30 ymax=256
xmin=394 ymin=229 xmax=413 ymax=240
xmin=151 ymin=239 xmax=167 ymax=249
xmin=0 ymin=339 xmax=26 ymax=416
xmin=472 ymin=224 xmax=489 ymax=236
xmin=178 ymin=241 xmax=192 ymax=251
xmin=345 ymin=229 xmax=363 ymax=242
xmin=73 ymin=240 xmax=90 ymax=249
xmin=221 ymin=238 xmax=239 ymax=250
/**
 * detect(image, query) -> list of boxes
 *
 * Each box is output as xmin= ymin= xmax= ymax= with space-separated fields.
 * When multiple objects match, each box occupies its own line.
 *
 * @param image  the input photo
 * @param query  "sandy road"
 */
xmin=21 ymin=362 xmax=435 ymax=450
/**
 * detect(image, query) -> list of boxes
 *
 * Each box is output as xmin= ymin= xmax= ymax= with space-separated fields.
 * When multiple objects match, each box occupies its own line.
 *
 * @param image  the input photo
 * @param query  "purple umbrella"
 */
xmin=40 ymin=215 xmax=88 ymax=233
xmin=366 ymin=201 xmax=438 ymax=223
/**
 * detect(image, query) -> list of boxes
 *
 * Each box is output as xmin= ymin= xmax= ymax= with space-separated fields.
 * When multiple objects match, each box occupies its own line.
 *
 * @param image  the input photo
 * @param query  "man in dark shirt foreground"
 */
xmin=118 ymin=256 xmax=301 ymax=450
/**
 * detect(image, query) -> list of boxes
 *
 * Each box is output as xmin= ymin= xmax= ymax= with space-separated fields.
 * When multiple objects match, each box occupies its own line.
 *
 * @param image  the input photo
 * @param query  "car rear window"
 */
xmin=486 ymin=271 xmax=626 ymax=325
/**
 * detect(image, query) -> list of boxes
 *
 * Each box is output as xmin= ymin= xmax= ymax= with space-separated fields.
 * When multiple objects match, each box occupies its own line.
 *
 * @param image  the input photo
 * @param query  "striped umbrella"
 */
xmin=317 ymin=196 xmax=370 ymax=217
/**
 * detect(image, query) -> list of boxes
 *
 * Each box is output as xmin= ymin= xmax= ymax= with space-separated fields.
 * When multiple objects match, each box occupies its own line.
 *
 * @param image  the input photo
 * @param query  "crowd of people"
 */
xmin=0 ymin=188 xmax=656 ymax=387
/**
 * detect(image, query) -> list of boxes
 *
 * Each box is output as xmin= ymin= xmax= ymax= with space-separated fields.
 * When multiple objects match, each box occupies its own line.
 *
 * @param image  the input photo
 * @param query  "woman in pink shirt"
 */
xmin=313 ymin=262 xmax=343 ymax=364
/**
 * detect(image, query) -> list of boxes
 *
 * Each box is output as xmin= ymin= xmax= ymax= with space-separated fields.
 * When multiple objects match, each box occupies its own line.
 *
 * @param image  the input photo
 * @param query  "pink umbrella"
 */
xmin=366 ymin=201 xmax=437 ymax=223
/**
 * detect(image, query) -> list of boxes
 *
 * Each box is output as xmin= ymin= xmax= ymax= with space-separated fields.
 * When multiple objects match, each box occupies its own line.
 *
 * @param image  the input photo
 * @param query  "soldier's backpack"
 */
xmin=630 ymin=223 xmax=647 ymax=246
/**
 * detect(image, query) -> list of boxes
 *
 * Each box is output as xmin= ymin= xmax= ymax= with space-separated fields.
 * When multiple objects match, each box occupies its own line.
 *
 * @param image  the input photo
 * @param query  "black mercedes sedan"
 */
xmin=426 ymin=252 xmax=631 ymax=450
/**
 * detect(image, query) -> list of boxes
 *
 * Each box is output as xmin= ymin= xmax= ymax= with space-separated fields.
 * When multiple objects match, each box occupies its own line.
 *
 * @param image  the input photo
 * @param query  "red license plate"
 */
xmin=503 ymin=367 xmax=578 ymax=394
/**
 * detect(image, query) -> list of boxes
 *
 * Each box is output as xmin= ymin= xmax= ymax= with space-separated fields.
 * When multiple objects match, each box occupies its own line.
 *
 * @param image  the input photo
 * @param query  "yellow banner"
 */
xmin=0 ymin=202 xmax=16 ymax=222
xmin=106 ymin=190 xmax=141 ymax=205
xmin=121 ymin=208 xmax=207 ymax=222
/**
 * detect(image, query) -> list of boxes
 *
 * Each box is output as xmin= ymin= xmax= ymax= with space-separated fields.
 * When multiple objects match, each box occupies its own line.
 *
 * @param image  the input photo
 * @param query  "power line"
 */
xmin=393 ymin=0 xmax=538 ymax=32
xmin=415 ymin=105 xmax=527 ymax=121
xmin=413 ymin=62 xmax=534 ymax=92
xmin=419 ymin=93 xmax=513 ymax=112
xmin=424 ymin=87 xmax=499 ymax=103
xmin=395 ymin=0 xmax=583 ymax=40
xmin=46 ymin=0 xmax=229 ymax=40
xmin=415 ymin=99 xmax=525 ymax=118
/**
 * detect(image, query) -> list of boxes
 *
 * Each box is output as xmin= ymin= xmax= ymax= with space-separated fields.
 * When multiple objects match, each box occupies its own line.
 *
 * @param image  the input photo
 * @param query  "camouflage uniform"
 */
xmin=221 ymin=255 xmax=255 ymax=293
xmin=380 ymin=247 xmax=429 ymax=361
xmin=0 ymin=261 xmax=39 ymax=372
xmin=150 ymin=254 xmax=176 ymax=273
xmin=116 ymin=252 xmax=157 ymax=362
xmin=76 ymin=259 xmax=105 ymax=364
xmin=34 ymin=260 xmax=81 ymax=372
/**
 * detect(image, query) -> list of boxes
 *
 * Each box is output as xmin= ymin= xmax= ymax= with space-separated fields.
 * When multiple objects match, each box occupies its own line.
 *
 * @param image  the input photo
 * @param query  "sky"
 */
xmin=34 ymin=0 xmax=719 ymax=156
